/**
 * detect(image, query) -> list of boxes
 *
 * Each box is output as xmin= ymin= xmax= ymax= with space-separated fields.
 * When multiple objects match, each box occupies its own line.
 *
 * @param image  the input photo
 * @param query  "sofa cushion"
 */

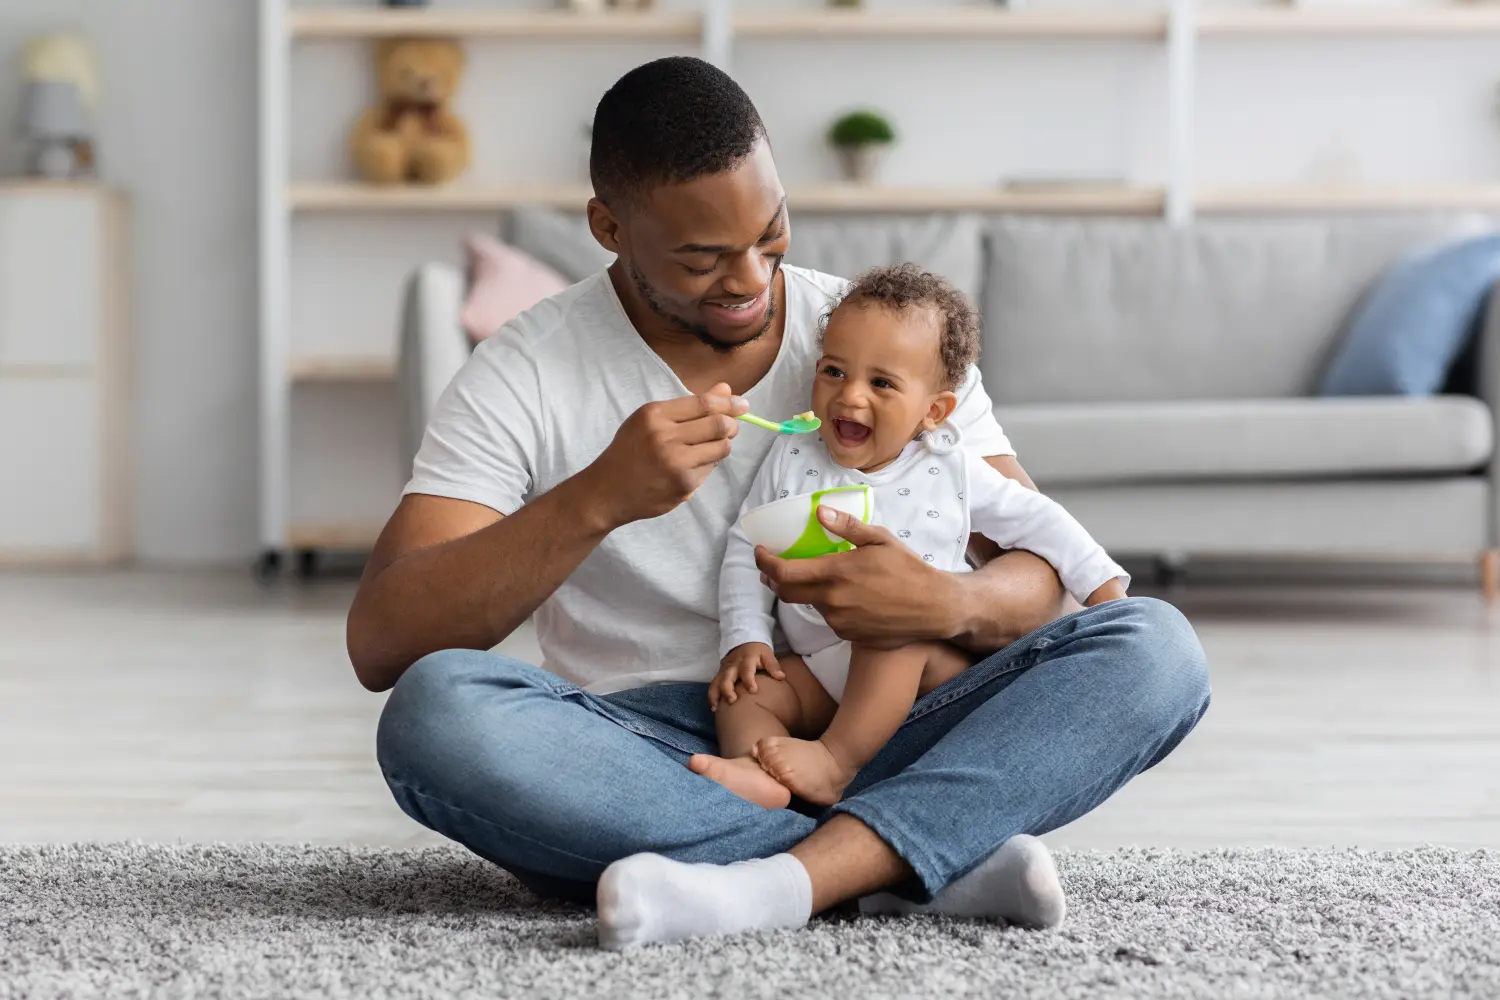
xmin=996 ymin=395 xmax=1493 ymax=487
xmin=506 ymin=206 xmax=614 ymax=283
xmin=460 ymin=233 xmax=569 ymax=344
xmin=1320 ymin=233 xmax=1500 ymax=396
xmin=788 ymin=214 xmax=983 ymax=301
xmin=981 ymin=214 xmax=1489 ymax=405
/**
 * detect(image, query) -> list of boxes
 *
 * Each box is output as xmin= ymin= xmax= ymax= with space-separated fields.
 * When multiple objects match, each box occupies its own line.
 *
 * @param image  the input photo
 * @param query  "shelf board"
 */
xmin=1198 ymin=6 xmax=1500 ymax=36
xmin=790 ymin=183 xmax=1165 ymax=213
xmin=288 ymin=356 xmax=396 ymax=382
xmin=289 ymin=6 xmax=1166 ymax=41
xmin=1196 ymin=183 xmax=1500 ymax=212
xmin=290 ymin=181 xmax=1164 ymax=214
xmin=733 ymin=8 xmax=1166 ymax=40
xmin=286 ymin=523 xmax=383 ymax=551
xmin=290 ymin=182 xmax=593 ymax=211
xmin=288 ymin=8 xmax=701 ymax=39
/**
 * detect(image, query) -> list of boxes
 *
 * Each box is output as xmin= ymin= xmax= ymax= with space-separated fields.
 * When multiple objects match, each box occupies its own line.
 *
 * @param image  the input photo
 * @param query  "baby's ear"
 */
xmin=923 ymin=391 xmax=959 ymax=431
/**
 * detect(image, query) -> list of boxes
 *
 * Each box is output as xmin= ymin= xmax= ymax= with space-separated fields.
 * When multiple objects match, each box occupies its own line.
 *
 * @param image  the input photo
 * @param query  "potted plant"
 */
xmin=828 ymin=109 xmax=895 ymax=184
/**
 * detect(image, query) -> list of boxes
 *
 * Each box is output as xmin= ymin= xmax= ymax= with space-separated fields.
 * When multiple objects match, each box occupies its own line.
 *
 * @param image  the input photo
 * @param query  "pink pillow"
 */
xmin=461 ymin=233 xmax=570 ymax=343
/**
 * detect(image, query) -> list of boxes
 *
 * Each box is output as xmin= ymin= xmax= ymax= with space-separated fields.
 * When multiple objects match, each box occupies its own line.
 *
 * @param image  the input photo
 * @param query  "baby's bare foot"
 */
xmin=753 ymin=737 xmax=854 ymax=806
xmin=688 ymin=754 xmax=792 ymax=810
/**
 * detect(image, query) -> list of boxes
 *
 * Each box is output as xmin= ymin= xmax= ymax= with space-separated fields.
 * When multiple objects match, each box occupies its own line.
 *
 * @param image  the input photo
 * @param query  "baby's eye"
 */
xmin=871 ymin=377 xmax=894 ymax=390
xmin=821 ymin=364 xmax=844 ymax=379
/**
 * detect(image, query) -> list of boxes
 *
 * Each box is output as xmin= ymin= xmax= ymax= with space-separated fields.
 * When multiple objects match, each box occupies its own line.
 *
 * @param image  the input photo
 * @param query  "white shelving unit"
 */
xmin=256 ymin=0 xmax=1500 ymax=567
xmin=0 ymin=184 xmax=132 ymax=565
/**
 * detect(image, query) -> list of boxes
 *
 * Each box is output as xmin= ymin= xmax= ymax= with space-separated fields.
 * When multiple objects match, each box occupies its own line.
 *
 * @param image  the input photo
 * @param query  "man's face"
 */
xmin=609 ymin=141 xmax=791 ymax=352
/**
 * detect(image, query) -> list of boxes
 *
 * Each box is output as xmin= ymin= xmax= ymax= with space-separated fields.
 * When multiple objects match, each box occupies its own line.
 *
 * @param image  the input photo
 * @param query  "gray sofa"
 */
xmin=400 ymin=209 xmax=1499 ymax=589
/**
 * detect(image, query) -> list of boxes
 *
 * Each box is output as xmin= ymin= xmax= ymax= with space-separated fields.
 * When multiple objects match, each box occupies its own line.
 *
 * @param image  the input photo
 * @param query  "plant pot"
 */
xmin=836 ymin=143 xmax=889 ymax=185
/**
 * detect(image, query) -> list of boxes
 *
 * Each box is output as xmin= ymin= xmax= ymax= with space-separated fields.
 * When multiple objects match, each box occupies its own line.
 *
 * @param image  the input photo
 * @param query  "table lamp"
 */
xmin=15 ymin=80 xmax=91 ymax=179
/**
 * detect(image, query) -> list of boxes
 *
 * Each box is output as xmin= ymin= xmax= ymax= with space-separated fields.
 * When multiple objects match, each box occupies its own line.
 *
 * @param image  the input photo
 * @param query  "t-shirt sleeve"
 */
xmin=949 ymin=365 xmax=1015 ymax=458
xmin=964 ymin=451 xmax=1129 ymax=603
xmin=402 ymin=333 xmax=544 ymax=516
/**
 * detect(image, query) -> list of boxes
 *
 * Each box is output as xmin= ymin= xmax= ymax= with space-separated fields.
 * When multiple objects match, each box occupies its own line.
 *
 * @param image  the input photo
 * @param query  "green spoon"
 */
xmin=738 ymin=410 xmax=822 ymax=435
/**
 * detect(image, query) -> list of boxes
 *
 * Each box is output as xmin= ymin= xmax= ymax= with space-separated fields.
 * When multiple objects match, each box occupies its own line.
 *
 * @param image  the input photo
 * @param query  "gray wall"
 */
xmin=1 ymin=0 xmax=258 ymax=563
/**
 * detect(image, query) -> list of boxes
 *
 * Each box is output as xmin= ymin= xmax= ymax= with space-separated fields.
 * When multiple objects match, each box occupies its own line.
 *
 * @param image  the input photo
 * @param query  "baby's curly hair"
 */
xmin=825 ymin=263 xmax=980 ymax=390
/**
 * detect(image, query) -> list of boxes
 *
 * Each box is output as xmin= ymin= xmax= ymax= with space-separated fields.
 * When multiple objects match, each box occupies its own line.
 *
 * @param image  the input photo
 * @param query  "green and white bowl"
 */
xmin=738 ymin=484 xmax=875 ymax=560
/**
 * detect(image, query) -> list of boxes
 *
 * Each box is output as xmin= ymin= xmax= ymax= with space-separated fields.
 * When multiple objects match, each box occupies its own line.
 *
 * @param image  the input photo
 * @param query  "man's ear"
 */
xmin=586 ymin=197 xmax=623 ymax=255
xmin=923 ymin=391 xmax=959 ymax=431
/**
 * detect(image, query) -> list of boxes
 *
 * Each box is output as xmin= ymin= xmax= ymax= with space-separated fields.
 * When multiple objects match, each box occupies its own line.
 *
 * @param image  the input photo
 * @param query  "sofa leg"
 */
xmin=1481 ymin=550 xmax=1499 ymax=606
xmin=1153 ymin=553 xmax=1188 ymax=589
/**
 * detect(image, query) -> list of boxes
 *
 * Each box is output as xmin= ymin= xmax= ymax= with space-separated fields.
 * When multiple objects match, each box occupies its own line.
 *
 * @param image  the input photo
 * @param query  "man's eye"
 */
xmin=683 ymin=264 xmax=715 ymax=276
xmin=758 ymin=224 xmax=788 ymax=246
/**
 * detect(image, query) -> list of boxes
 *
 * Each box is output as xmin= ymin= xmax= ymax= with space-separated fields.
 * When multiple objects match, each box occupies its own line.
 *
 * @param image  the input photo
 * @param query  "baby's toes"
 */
xmin=754 ymin=738 xmax=789 ymax=774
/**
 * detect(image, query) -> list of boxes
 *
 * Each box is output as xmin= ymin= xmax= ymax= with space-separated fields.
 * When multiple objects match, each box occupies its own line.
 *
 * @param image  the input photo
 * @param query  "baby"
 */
xmin=693 ymin=263 xmax=1129 ymax=810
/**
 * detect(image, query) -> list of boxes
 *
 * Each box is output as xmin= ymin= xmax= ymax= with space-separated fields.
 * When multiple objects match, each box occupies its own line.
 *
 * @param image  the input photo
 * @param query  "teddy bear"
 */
xmin=350 ymin=38 xmax=471 ymax=185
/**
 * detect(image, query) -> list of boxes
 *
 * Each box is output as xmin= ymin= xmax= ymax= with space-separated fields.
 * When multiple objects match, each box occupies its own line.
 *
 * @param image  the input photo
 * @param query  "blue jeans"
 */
xmin=377 ymin=597 xmax=1210 ymax=904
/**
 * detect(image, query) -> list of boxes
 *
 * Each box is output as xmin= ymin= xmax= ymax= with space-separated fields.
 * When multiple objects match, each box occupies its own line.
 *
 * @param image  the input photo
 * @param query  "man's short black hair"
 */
xmin=590 ymin=56 xmax=766 ymax=209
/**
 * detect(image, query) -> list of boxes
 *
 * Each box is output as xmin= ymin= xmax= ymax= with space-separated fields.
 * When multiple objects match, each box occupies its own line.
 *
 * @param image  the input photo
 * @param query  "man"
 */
xmin=349 ymin=56 xmax=1210 ymax=949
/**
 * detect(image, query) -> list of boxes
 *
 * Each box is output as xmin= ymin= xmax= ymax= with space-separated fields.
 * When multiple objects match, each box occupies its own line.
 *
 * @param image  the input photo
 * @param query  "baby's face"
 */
xmin=812 ymin=301 xmax=956 ymax=472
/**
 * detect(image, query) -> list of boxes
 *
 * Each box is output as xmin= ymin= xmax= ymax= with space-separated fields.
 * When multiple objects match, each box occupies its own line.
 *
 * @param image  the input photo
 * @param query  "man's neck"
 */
xmin=610 ymin=265 xmax=787 ymax=398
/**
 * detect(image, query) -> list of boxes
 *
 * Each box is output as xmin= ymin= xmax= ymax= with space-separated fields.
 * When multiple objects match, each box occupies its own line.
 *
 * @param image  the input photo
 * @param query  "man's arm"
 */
xmin=347 ymin=385 xmax=748 ymax=692
xmin=348 ymin=483 xmax=608 ymax=693
xmin=754 ymin=455 xmax=1066 ymax=655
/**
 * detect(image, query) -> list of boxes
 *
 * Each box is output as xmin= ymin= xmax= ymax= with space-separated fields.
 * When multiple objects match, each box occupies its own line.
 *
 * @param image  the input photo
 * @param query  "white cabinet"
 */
xmin=0 ymin=185 xmax=129 ymax=564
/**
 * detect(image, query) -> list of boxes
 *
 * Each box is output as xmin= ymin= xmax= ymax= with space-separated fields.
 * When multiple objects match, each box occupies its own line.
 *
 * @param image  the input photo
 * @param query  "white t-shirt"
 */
xmin=719 ymin=422 xmax=1129 ymax=670
xmin=404 ymin=265 xmax=1014 ymax=694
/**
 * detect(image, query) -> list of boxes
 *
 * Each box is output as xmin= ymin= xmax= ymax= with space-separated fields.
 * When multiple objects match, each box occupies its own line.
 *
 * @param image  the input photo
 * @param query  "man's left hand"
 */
xmin=754 ymin=505 xmax=961 ymax=650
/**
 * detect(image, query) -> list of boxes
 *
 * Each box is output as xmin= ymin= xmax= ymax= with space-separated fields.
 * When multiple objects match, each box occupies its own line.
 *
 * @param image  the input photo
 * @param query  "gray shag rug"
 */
xmin=3 ymin=844 xmax=1498 ymax=999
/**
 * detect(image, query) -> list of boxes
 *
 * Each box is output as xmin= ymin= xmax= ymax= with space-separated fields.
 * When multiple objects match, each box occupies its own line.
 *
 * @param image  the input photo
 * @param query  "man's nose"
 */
xmin=720 ymin=249 xmax=774 ymax=297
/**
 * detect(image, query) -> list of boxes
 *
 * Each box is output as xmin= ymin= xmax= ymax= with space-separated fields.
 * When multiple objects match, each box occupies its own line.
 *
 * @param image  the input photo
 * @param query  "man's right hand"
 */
xmin=586 ymin=382 xmax=748 ymax=528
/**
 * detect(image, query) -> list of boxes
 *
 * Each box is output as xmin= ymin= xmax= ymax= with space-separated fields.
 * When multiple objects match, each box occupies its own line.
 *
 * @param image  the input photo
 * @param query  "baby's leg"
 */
xmin=917 ymin=641 xmax=973 ymax=696
xmin=689 ymin=654 xmax=837 ymax=810
xmin=757 ymin=641 xmax=954 ymax=806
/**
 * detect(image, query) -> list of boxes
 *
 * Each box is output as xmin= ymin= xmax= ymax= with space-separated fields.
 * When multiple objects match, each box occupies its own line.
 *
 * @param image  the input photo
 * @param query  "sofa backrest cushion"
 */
xmin=980 ymin=214 xmax=1488 ymax=404
xmin=506 ymin=206 xmax=614 ymax=283
xmin=788 ymin=214 xmax=984 ymax=303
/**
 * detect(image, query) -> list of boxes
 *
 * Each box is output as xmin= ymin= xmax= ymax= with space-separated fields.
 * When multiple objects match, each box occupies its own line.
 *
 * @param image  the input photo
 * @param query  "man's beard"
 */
xmin=628 ymin=258 xmax=780 ymax=354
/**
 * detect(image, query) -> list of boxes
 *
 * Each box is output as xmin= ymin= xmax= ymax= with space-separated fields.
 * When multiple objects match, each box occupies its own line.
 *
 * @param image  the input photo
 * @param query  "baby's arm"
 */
xmin=964 ymin=451 xmax=1129 ymax=606
xmin=717 ymin=442 xmax=787 ymax=660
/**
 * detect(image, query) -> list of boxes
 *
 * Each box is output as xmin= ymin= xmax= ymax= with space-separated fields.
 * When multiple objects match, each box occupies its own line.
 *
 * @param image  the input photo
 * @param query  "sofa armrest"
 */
xmin=1476 ymin=278 xmax=1500 ymax=548
xmin=397 ymin=262 xmax=469 ymax=478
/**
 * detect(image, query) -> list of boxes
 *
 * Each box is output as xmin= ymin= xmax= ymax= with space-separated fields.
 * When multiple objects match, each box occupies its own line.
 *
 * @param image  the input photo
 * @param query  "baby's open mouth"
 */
xmin=831 ymin=418 xmax=871 ymax=447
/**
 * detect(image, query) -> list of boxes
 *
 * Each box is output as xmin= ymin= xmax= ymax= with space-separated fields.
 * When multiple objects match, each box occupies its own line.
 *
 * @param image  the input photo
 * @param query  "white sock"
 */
xmin=596 ymin=852 xmax=813 ymax=950
xmin=859 ymin=834 xmax=1066 ymax=929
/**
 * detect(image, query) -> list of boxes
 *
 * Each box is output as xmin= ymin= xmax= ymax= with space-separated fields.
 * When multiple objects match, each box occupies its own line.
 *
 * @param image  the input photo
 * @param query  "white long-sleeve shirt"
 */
xmin=718 ymin=423 xmax=1129 ymax=661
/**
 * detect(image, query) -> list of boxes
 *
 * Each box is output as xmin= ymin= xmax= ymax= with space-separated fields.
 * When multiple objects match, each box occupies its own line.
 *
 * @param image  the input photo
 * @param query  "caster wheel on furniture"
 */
xmin=252 ymin=549 xmax=282 ymax=586
xmin=295 ymin=548 xmax=318 ymax=580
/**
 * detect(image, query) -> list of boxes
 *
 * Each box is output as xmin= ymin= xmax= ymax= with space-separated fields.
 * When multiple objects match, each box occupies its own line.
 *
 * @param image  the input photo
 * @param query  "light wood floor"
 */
xmin=2 ymin=570 xmax=1497 ymax=849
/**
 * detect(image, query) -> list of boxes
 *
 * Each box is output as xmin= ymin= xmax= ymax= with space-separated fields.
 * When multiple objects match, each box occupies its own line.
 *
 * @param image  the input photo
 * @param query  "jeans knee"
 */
xmin=1101 ymin=597 xmax=1211 ymax=723
xmin=376 ymin=648 xmax=540 ymax=782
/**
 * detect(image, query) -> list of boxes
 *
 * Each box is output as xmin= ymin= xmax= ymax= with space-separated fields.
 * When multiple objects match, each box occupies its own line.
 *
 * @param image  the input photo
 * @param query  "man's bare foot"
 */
xmin=688 ymin=754 xmax=791 ymax=809
xmin=753 ymin=737 xmax=855 ymax=806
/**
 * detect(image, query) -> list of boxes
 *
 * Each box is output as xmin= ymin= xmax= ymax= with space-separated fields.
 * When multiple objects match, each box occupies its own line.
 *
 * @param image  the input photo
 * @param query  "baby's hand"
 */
xmin=710 ymin=642 xmax=785 ymax=710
